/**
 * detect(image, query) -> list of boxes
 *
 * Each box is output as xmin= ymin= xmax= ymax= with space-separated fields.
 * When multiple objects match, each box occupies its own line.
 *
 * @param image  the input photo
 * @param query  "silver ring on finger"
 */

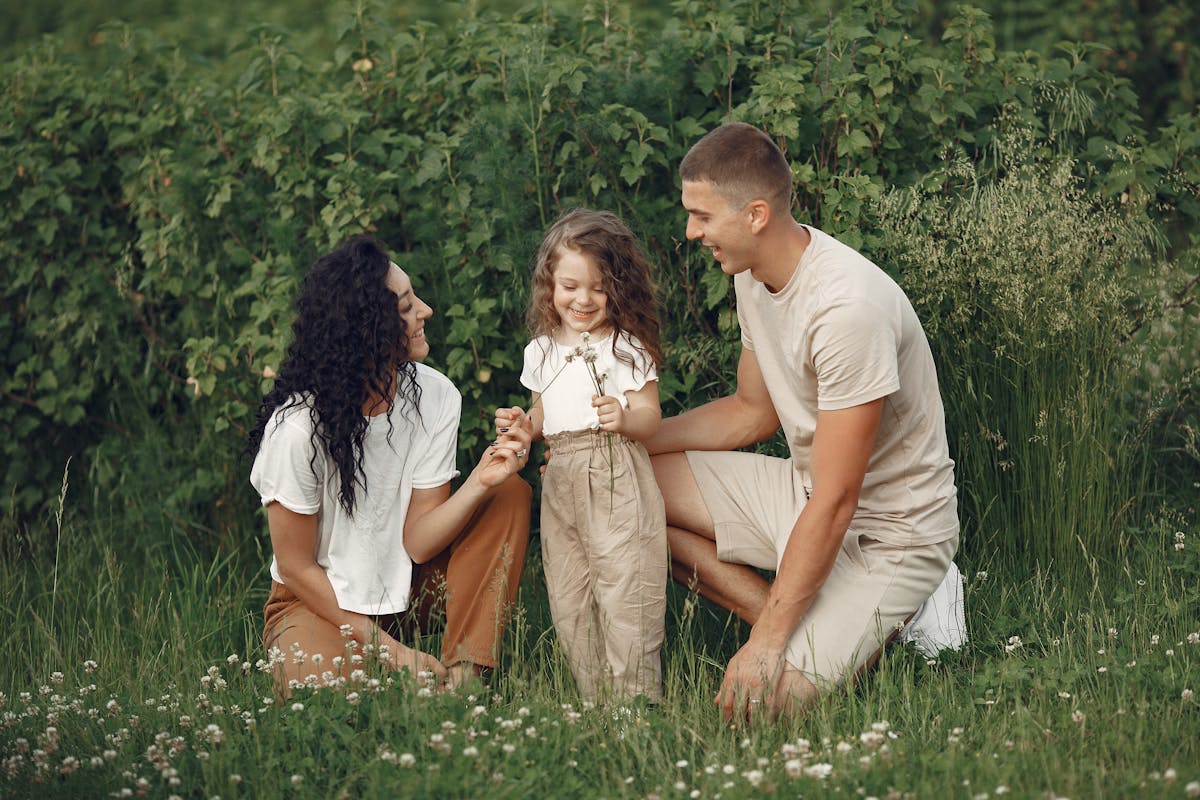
xmin=517 ymin=448 xmax=527 ymax=459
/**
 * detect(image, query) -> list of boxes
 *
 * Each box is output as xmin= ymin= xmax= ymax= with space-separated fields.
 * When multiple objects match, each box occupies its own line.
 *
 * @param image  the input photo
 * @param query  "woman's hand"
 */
xmin=379 ymin=630 xmax=448 ymax=686
xmin=474 ymin=407 xmax=533 ymax=487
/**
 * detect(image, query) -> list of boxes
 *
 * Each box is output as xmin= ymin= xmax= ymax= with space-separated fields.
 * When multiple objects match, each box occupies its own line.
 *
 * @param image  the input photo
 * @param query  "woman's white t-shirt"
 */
xmin=520 ymin=331 xmax=657 ymax=436
xmin=250 ymin=363 xmax=461 ymax=615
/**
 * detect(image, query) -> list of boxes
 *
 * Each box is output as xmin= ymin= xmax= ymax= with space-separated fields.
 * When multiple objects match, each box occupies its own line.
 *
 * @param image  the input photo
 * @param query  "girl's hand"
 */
xmin=495 ymin=406 xmax=529 ymax=440
xmin=592 ymin=394 xmax=625 ymax=434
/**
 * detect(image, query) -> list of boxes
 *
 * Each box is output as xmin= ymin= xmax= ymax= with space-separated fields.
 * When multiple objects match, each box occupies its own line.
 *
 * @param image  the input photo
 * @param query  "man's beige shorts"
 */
xmin=685 ymin=450 xmax=957 ymax=687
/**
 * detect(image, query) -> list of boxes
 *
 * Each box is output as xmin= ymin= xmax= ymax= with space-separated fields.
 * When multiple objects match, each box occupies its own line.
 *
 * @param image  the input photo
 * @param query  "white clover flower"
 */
xmin=744 ymin=769 xmax=764 ymax=787
xmin=1071 ymin=710 xmax=1085 ymax=724
xmin=675 ymin=759 xmax=689 ymax=769
xmin=860 ymin=731 xmax=885 ymax=749
xmin=84 ymin=660 xmax=98 ymax=673
xmin=1188 ymin=632 xmax=1200 ymax=645
xmin=399 ymin=753 xmax=416 ymax=768
xmin=1184 ymin=780 xmax=1199 ymax=797
xmin=722 ymin=764 xmax=735 ymax=775
xmin=463 ymin=746 xmax=479 ymax=758
xmin=804 ymin=763 xmax=833 ymax=779
xmin=1182 ymin=688 xmax=1194 ymax=701
xmin=1107 ymin=628 xmax=1118 ymax=639
xmin=291 ymin=774 xmax=303 ymax=786
xmin=785 ymin=758 xmax=803 ymax=778
xmin=1151 ymin=635 xmax=1161 ymax=645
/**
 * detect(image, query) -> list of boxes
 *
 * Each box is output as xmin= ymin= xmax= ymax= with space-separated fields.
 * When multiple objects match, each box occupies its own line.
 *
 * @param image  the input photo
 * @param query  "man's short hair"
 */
xmin=680 ymin=122 xmax=792 ymax=213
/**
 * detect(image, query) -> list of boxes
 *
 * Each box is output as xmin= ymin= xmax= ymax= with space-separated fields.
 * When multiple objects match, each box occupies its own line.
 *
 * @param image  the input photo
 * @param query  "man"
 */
xmin=646 ymin=122 xmax=961 ymax=720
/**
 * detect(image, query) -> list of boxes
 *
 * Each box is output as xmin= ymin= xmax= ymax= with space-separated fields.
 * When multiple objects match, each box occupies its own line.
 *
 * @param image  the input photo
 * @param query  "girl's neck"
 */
xmin=553 ymin=324 xmax=613 ymax=347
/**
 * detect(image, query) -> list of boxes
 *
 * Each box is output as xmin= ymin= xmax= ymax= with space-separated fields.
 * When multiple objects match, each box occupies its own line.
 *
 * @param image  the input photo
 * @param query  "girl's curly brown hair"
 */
xmin=526 ymin=208 xmax=663 ymax=375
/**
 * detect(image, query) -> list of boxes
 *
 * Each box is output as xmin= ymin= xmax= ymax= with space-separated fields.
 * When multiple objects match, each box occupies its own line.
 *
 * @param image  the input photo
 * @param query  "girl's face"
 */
xmin=385 ymin=262 xmax=433 ymax=361
xmin=551 ymin=246 xmax=609 ymax=343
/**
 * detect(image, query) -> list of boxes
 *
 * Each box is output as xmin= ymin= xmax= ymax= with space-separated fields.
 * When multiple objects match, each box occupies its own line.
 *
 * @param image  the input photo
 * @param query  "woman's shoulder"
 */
xmin=413 ymin=362 xmax=461 ymax=402
xmin=256 ymin=394 xmax=319 ymax=455
xmin=267 ymin=394 xmax=317 ymax=429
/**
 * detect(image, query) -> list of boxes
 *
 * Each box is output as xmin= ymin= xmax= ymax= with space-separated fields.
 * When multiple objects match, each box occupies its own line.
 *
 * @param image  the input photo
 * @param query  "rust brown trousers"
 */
xmin=263 ymin=475 xmax=531 ymax=690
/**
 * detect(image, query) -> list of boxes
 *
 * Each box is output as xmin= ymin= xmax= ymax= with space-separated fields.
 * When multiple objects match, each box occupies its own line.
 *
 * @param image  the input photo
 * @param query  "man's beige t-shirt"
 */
xmin=735 ymin=226 xmax=958 ymax=545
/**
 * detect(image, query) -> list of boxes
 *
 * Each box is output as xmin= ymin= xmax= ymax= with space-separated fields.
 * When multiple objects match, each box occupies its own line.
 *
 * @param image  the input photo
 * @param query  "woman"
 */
xmin=247 ymin=235 xmax=531 ymax=695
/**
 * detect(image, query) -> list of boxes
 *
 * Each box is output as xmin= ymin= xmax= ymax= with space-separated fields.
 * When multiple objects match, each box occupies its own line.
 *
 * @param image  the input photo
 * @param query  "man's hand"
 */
xmin=715 ymin=637 xmax=788 ymax=723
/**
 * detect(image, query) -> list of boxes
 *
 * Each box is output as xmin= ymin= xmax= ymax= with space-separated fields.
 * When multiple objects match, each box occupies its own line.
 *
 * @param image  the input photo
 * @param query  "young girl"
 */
xmin=496 ymin=208 xmax=668 ymax=704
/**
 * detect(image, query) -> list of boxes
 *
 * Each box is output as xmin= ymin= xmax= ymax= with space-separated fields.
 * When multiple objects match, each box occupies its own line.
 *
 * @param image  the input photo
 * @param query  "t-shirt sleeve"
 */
xmin=411 ymin=382 xmax=461 ymax=489
xmin=520 ymin=338 xmax=554 ymax=393
xmin=810 ymin=299 xmax=900 ymax=410
xmin=616 ymin=333 xmax=658 ymax=394
xmin=249 ymin=411 xmax=324 ymax=515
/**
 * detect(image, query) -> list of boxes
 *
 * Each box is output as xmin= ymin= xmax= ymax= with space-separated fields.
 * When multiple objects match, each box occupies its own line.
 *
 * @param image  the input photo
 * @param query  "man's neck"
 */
xmin=752 ymin=220 xmax=811 ymax=294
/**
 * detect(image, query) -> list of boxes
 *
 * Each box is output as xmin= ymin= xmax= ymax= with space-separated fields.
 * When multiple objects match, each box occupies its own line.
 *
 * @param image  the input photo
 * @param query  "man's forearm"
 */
xmin=646 ymin=395 xmax=778 ymax=455
xmin=749 ymin=493 xmax=850 ymax=650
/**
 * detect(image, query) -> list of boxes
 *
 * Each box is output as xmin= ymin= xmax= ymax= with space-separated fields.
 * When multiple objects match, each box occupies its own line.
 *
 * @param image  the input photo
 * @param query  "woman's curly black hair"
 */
xmin=247 ymin=235 xmax=421 ymax=516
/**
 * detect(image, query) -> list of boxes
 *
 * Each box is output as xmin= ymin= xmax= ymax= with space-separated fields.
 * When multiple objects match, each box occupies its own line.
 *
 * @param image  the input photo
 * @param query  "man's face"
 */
xmin=681 ymin=179 xmax=754 ymax=276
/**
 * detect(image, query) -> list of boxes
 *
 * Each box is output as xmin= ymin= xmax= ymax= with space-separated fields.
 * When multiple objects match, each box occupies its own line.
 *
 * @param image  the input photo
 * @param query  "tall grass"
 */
xmin=1 ymin=493 xmax=1197 ymax=798
xmin=872 ymin=143 xmax=1171 ymax=584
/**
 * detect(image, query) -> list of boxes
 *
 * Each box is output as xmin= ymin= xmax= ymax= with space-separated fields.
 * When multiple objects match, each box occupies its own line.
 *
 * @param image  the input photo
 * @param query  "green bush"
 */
xmin=1 ymin=0 xmax=1196 ymax=570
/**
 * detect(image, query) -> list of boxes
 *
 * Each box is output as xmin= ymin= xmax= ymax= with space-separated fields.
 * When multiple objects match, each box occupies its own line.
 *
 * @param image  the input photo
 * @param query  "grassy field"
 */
xmin=2 ymin=480 xmax=1197 ymax=799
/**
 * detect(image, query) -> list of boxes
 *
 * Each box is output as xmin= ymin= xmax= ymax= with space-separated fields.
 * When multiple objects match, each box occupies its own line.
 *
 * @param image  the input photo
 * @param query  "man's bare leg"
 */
xmin=653 ymin=452 xmax=770 ymax=625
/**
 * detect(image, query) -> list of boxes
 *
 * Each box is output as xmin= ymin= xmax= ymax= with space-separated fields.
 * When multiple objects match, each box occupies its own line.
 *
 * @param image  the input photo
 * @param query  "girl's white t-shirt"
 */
xmin=520 ymin=331 xmax=657 ymax=437
xmin=250 ymin=363 xmax=461 ymax=615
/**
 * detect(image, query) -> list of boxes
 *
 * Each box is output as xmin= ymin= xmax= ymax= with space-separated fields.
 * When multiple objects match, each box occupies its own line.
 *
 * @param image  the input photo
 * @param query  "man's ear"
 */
xmin=747 ymin=199 xmax=771 ymax=234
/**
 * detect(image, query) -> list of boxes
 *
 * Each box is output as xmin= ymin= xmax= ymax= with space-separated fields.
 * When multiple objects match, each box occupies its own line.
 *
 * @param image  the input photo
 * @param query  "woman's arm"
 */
xmin=268 ymin=501 xmax=447 ymax=680
xmin=403 ymin=424 xmax=531 ymax=563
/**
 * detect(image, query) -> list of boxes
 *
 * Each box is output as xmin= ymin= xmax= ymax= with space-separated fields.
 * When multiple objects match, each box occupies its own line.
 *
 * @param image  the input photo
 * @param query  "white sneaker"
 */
xmin=899 ymin=560 xmax=967 ymax=657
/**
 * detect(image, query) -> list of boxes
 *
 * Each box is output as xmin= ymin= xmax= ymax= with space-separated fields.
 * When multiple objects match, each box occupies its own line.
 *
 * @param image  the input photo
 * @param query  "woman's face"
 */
xmin=385 ymin=262 xmax=433 ymax=362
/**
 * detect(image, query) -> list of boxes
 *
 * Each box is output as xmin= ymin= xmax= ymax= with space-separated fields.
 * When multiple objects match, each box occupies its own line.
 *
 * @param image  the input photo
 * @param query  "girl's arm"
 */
xmin=593 ymin=380 xmax=661 ymax=442
xmin=267 ymin=502 xmax=447 ymax=681
xmin=403 ymin=426 xmax=531 ymax=563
